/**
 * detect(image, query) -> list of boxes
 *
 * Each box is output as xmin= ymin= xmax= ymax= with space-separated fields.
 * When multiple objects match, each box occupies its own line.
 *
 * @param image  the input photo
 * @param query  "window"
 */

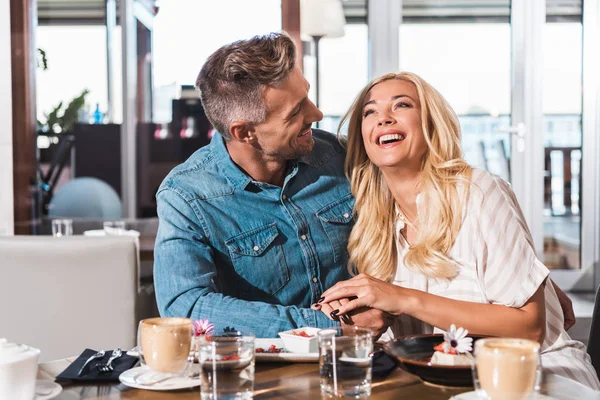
xmin=36 ymin=26 xmax=110 ymax=127
xmin=152 ymin=0 xmax=282 ymax=122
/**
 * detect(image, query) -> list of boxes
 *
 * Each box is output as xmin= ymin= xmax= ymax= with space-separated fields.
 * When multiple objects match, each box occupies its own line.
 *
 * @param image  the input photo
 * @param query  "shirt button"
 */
xmin=253 ymin=246 xmax=260 ymax=251
xmin=312 ymin=277 xmax=318 ymax=283
xmin=282 ymin=194 xmax=287 ymax=200
xmin=301 ymin=235 xmax=307 ymax=241
xmin=343 ymin=213 xmax=349 ymax=218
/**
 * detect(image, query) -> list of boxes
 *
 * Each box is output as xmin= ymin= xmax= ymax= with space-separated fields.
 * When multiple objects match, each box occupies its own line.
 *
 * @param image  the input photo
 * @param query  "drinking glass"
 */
xmin=472 ymin=338 xmax=542 ymax=400
xmin=317 ymin=326 xmax=374 ymax=398
xmin=136 ymin=318 xmax=194 ymax=384
xmin=103 ymin=220 xmax=126 ymax=235
xmin=51 ymin=219 xmax=73 ymax=237
xmin=198 ymin=332 xmax=255 ymax=400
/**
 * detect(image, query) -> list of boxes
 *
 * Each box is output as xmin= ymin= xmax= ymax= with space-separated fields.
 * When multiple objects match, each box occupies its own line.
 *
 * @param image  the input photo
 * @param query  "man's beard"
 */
xmin=265 ymin=136 xmax=315 ymax=160
xmin=279 ymin=137 xmax=315 ymax=160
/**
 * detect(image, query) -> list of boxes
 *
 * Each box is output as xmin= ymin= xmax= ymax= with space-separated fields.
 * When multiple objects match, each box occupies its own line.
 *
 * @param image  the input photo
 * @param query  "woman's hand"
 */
xmin=317 ymin=274 xmax=547 ymax=343
xmin=319 ymin=273 xmax=415 ymax=317
xmin=312 ymin=298 xmax=352 ymax=323
xmin=312 ymin=296 xmax=396 ymax=338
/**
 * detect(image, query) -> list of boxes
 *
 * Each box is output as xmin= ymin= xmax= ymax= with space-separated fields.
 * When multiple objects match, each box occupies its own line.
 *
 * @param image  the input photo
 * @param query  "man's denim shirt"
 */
xmin=154 ymin=129 xmax=353 ymax=337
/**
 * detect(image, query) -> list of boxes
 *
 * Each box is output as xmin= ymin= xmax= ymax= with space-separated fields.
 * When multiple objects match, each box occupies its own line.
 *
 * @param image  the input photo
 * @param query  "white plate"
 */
xmin=255 ymin=338 xmax=318 ymax=363
xmin=119 ymin=365 xmax=200 ymax=391
xmin=127 ymin=339 xmax=319 ymax=364
xmin=35 ymin=380 xmax=62 ymax=400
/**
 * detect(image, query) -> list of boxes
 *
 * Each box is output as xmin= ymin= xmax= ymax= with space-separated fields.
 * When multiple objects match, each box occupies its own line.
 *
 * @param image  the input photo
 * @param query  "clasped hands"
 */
xmin=311 ymin=274 xmax=400 ymax=337
xmin=312 ymin=273 xmax=577 ymax=335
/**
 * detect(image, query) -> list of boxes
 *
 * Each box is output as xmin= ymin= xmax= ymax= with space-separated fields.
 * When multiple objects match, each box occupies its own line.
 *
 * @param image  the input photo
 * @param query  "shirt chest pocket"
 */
xmin=316 ymin=194 xmax=355 ymax=263
xmin=225 ymin=223 xmax=290 ymax=296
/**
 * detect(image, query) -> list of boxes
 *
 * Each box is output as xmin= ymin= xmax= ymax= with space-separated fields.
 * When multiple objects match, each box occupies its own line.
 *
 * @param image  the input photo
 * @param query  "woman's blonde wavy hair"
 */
xmin=339 ymin=72 xmax=472 ymax=281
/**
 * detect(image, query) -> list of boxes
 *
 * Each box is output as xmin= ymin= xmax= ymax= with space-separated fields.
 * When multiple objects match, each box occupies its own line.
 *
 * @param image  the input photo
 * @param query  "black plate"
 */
xmin=372 ymin=348 xmax=398 ymax=378
xmin=383 ymin=334 xmax=486 ymax=388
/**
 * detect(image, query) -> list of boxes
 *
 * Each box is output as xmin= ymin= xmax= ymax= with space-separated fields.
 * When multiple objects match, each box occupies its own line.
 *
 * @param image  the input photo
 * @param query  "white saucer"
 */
xmin=119 ymin=366 xmax=200 ymax=391
xmin=451 ymin=390 xmax=555 ymax=399
xmin=35 ymin=380 xmax=62 ymax=400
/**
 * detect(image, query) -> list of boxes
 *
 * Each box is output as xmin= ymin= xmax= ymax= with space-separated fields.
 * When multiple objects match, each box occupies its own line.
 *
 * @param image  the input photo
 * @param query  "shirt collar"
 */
xmin=299 ymin=129 xmax=343 ymax=168
xmin=211 ymin=131 xmax=253 ymax=189
xmin=395 ymin=193 xmax=423 ymax=231
xmin=211 ymin=129 xmax=337 ymax=188
xmin=298 ymin=149 xmax=320 ymax=167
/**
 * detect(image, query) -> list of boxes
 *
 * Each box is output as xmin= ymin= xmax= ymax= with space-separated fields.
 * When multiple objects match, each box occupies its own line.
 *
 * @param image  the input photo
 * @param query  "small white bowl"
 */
xmin=278 ymin=327 xmax=321 ymax=353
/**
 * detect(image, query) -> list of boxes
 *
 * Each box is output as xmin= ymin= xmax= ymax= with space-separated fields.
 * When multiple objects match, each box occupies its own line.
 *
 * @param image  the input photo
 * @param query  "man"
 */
xmin=155 ymin=32 xmax=575 ymax=338
xmin=154 ymin=32 xmax=392 ymax=337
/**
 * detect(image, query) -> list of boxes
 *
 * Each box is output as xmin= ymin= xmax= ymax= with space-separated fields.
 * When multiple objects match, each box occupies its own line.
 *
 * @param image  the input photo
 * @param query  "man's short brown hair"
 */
xmin=196 ymin=32 xmax=297 ymax=140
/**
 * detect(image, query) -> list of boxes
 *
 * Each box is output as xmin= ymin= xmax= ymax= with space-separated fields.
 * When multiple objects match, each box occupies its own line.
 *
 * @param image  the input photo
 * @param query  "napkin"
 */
xmin=55 ymin=349 xmax=138 ymax=383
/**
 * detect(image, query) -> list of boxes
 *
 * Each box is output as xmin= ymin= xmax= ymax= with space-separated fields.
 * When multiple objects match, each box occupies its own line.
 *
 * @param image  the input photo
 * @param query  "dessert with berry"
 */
xmin=430 ymin=324 xmax=473 ymax=366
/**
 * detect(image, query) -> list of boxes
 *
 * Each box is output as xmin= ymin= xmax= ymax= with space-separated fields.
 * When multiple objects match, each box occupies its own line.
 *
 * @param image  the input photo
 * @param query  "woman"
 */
xmin=316 ymin=72 xmax=600 ymax=389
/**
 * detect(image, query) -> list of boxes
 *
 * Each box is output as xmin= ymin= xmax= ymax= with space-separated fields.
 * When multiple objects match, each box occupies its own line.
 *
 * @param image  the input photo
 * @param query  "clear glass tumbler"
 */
xmin=198 ymin=332 xmax=255 ymax=400
xmin=103 ymin=220 xmax=126 ymax=235
xmin=51 ymin=219 xmax=73 ymax=237
xmin=317 ymin=326 xmax=374 ymax=398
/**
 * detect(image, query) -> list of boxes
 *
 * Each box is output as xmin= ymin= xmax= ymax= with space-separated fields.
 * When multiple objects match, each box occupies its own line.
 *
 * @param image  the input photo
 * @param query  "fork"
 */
xmin=77 ymin=350 xmax=106 ymax=376
xmin=97 ymin=348 xmax=123 ymax=373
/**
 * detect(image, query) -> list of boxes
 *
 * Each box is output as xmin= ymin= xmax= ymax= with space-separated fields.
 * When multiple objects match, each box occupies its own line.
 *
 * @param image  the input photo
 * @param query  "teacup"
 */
xmin=472 ymin=338 xmax=542 ymax=400
xmin=137 ymin=317 xmax=194 ymax=375
xmin=0 ymin=338 xmax=41 ymax=400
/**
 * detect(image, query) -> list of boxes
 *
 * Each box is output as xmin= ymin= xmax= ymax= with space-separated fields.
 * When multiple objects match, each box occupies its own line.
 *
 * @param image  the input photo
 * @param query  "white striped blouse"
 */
xmin=386 ymin=168 xmax=600 ymax=390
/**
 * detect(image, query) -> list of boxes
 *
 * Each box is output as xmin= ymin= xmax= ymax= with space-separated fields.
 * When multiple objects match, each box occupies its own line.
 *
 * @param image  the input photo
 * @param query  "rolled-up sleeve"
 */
xmin=475 ymin=175 xmax=549 ymax=308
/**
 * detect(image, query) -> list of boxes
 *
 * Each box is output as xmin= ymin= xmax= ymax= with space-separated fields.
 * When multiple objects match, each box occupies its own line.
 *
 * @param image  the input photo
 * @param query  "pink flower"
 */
xmin=193 ymin=319 xmax=215 ymax=337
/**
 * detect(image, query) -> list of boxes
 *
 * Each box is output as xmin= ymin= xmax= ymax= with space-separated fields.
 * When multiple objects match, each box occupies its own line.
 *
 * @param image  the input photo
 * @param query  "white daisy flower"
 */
xmin=442 ymin=324 xmax=473 ymax=354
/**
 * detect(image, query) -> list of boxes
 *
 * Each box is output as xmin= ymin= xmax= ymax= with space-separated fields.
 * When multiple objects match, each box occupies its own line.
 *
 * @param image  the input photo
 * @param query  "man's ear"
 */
xmin=229 ymin=122 xmax=256 ymax=144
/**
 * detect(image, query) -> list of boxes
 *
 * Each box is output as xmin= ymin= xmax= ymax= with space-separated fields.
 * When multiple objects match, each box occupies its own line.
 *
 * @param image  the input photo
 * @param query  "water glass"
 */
xmin=317 ymin=326 xmax=374 ymax=398
xmin=103 ymin=220 xmax=126 ymax=235
xmin=198 ymin=333 xmax=255 ymax=400
xmin=136 ymin=318 xmax=195 ymax=384
xmin=51 ymin=219 xmax=73 ymax=237
xmin=472 ymin=338 xmax=542 ymax=400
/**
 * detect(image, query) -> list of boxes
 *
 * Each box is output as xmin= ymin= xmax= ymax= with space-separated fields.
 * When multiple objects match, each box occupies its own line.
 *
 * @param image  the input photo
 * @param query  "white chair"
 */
xmin=0 ymin=236 xmax=153 ymax=362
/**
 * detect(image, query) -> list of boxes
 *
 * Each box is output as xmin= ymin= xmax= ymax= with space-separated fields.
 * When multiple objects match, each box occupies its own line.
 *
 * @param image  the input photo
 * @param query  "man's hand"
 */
xmin=552 ymin=280 xmax=575 ymax=331
xmin=343 ymin=307 xmax=395 ymax=338
xmin=313 ymin=299 xmax=394 ymax=338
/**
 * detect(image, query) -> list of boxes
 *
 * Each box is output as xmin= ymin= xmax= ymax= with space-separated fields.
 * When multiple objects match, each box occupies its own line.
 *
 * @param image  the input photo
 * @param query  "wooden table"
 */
xmin=38 ymin=358 xmax=590 ymax=399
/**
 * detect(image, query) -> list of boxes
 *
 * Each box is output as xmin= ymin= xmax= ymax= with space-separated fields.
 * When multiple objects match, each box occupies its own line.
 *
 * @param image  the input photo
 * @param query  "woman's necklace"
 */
xmin=396 ymin=207 xmax=413 ymax=244
xmin=396 ymin=205 xmax=416 ymax=226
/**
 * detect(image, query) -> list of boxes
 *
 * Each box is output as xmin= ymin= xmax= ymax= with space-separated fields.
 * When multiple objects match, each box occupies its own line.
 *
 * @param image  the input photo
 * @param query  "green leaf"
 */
xmin=37 ymin=48 xmax=48 ymax=70
xmin=46 ymin=101 xmax=63 ymax=131
xmin=60 ymin=89 xmax=89 ymax=132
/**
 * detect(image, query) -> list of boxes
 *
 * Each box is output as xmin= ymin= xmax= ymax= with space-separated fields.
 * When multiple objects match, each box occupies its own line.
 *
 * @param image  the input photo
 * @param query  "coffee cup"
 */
xmin=137 ymin=317 xmax=194 ymax=375
xmin=472 ymin=338 xmax=541 ymax=400
xmin=0 ymin=338 xmax=41 ymax=400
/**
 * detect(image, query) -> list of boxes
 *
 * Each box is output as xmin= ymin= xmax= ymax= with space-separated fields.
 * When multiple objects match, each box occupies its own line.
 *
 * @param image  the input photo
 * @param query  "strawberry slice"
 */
xmin=434 ymin=343 xmax=457 ymax=355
